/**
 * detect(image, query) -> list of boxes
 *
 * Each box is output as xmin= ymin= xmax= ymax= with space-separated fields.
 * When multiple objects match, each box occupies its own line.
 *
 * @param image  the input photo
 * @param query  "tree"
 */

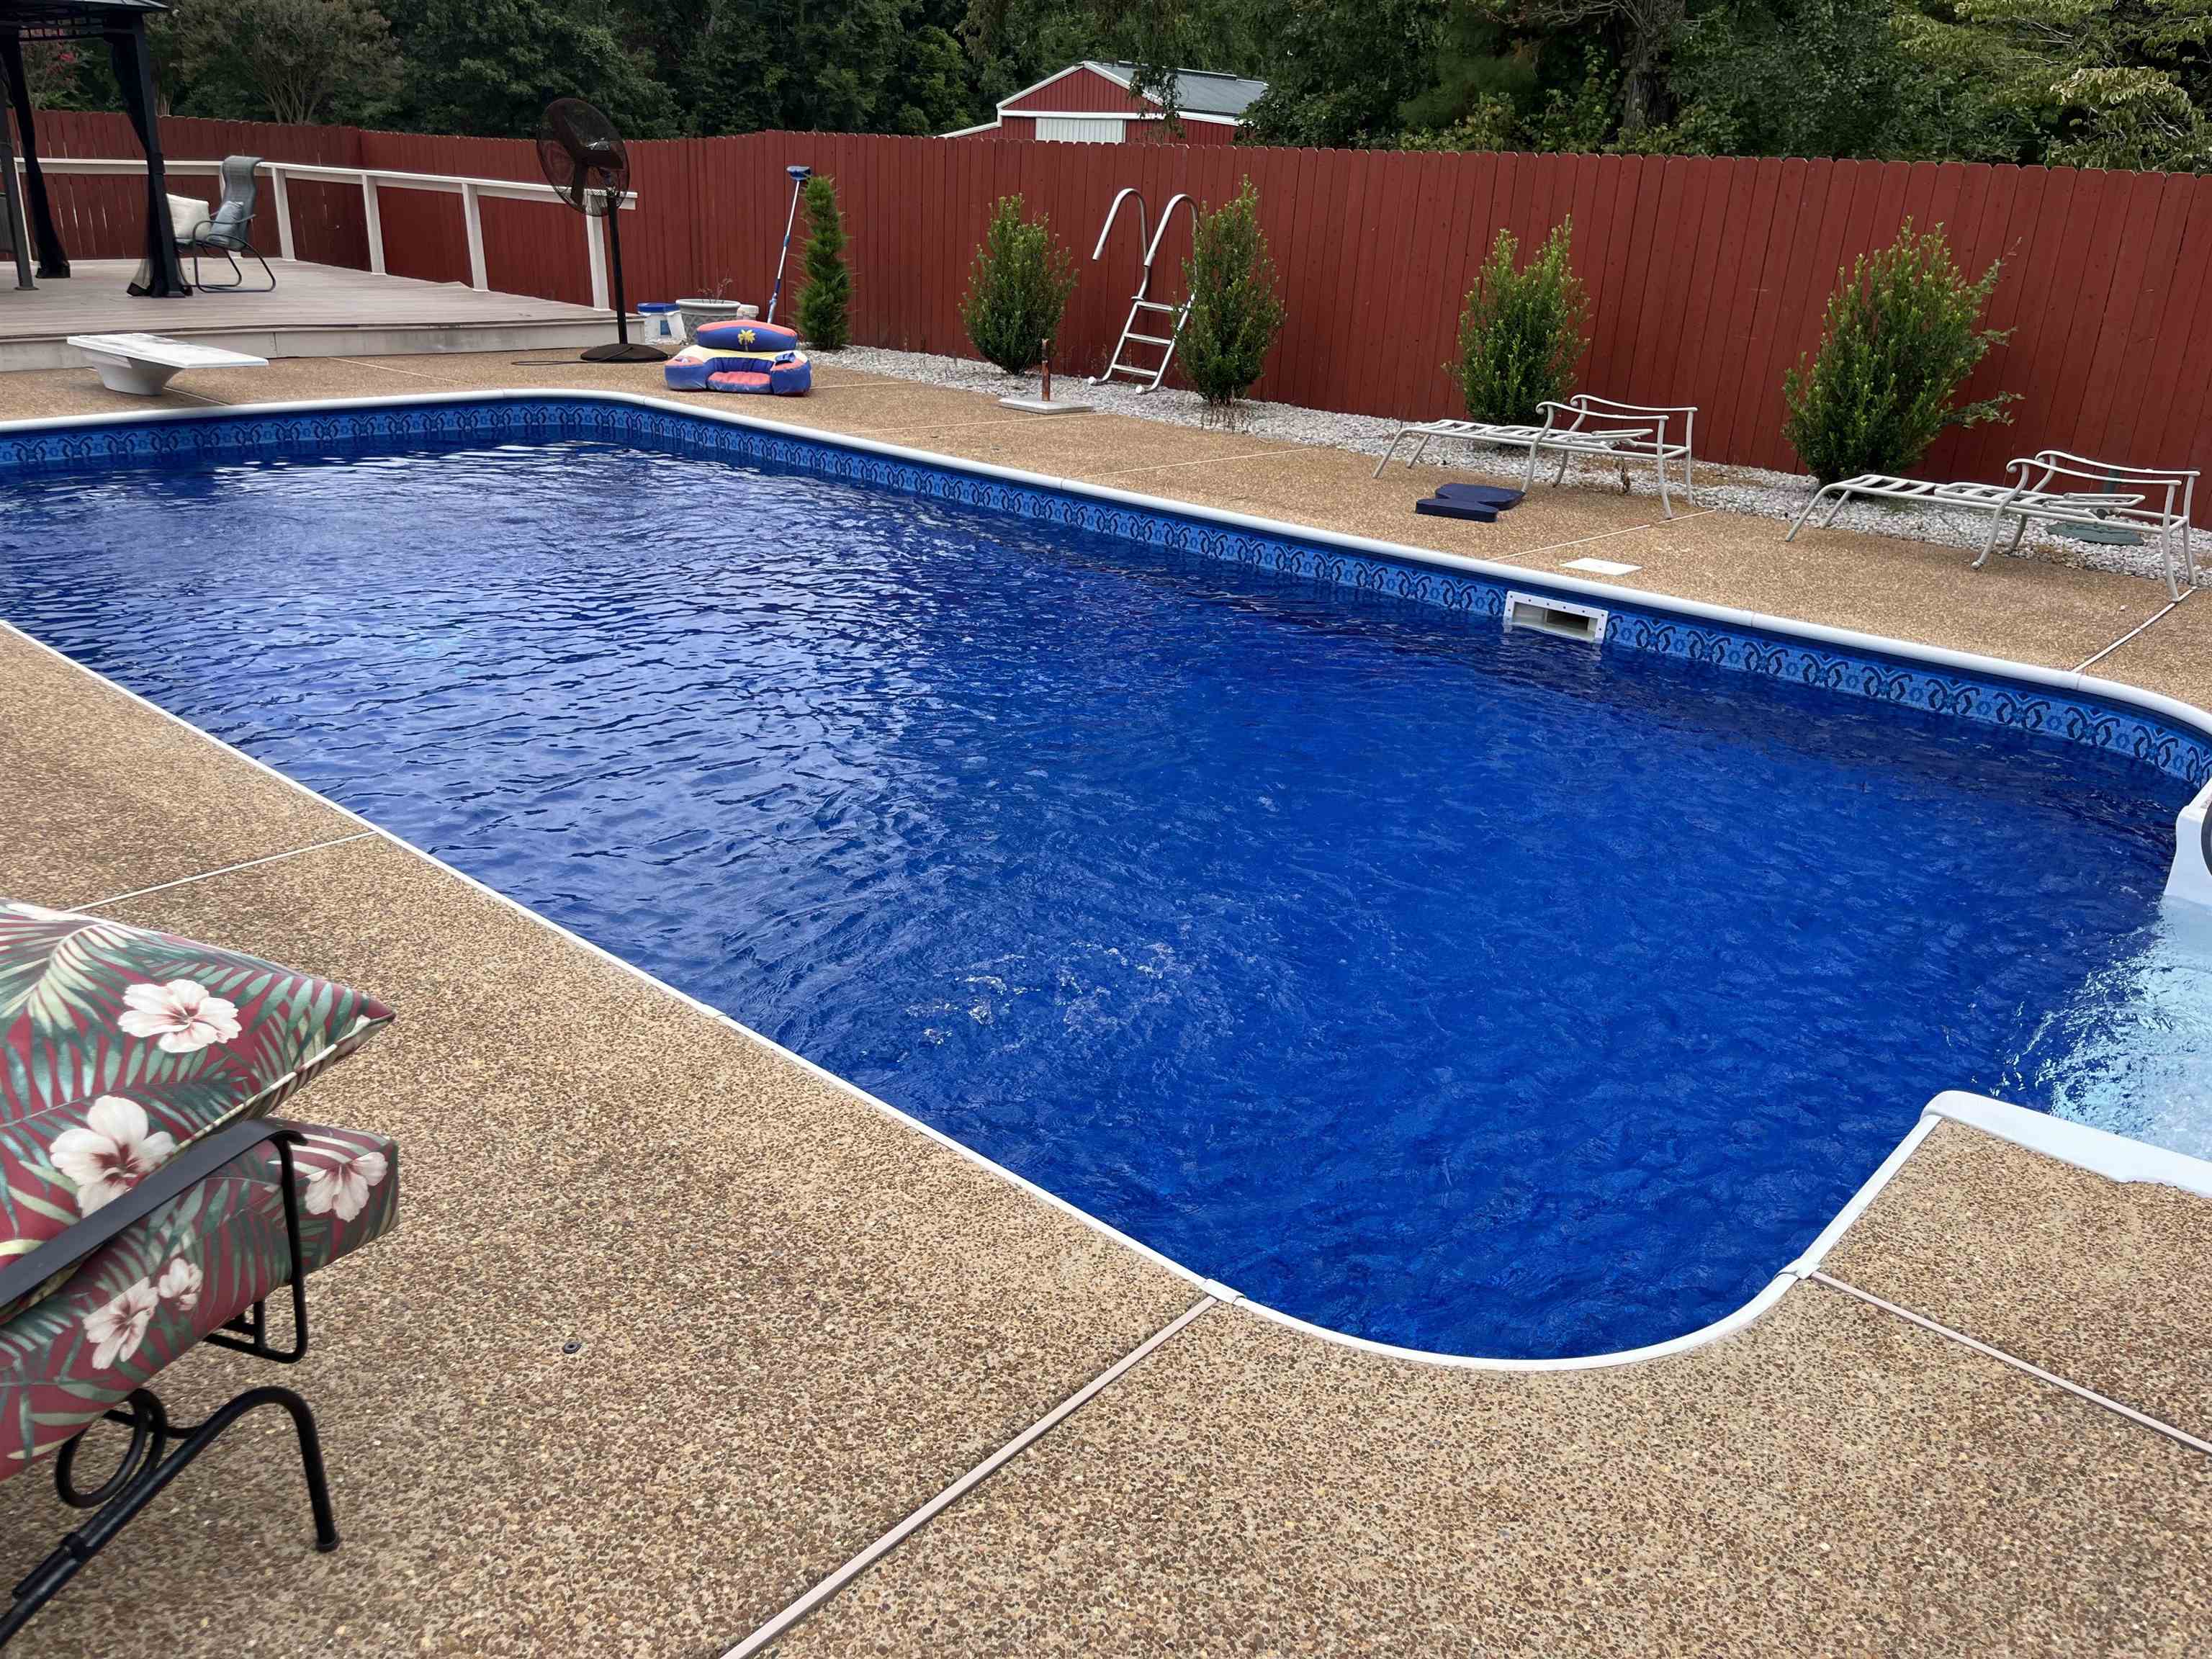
xmin=1781 ymin=222 xmax=2014 ymax=485
xmin=383 ymin=0 xmax=678 ymax=138
xmin=1179 ymin=179 xmax=1285 ymax=412
xmin=1667 ymin=0 xmax=1920 ymax=161
xmin=160 ymin=0 xmax=400 ymax=127
xmin=2050 ymin=65 xmax=2212 ymax=169
xmin=961 ymin=194 xmax=1077 ymax=372
xmin=1452 ymin=220 xmax=1589 ymax=424
xmin=796 ymin=176 xmax=851 ymax=350
xmin=1239 ymin=0 xmax=1444 ymax=146
xmin=1499 ymin=0 xmax=1683 ymax=140
xmin=889 ymin=22 xmax=981 ymax=135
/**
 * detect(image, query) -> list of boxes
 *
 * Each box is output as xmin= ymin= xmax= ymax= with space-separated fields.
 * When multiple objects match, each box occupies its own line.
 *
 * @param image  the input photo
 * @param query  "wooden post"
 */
xmin=462 ymin=181 xmax=487 ymax=290
xmin=269 ymin=165 xmax=295 ymax=262
xmin=361 ymin=174 xmax=385 ymax=274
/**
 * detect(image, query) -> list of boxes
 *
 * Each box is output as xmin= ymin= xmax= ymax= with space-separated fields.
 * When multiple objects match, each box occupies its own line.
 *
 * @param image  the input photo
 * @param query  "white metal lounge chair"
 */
xmin=1786 ymin=450 xmax=2200 ymax=601
xmin=1373 ymin=396 xmax=1698 ymax=518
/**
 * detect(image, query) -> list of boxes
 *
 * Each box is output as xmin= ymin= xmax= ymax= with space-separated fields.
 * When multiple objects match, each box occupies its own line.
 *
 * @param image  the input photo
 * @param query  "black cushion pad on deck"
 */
xmin=1436 ymin=482 xmax=1526 ymax=508
xmin=1413 ymin=495 xmax=1498 ymax=522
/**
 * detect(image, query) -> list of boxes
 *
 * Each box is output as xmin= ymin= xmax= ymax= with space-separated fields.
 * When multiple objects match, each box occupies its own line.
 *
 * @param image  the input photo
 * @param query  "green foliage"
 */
xmin=796 ymin=176 xmax=851 ymax=351
xmin=156 ymin=0 xmax=400 ymax=126
xmin=960 ymin=195 xmax=1077 ymax=374
xmin=1179 ymin=179 xmax=1285 ymax=409
xmin=886 ymin=24 xmax=978 ymax=135
xmin=382 ymin=0 xmax=678 ymax=138
xmin=1781 ymin=221 xmax=2015 ymax=485
xmin=1399 ymin=97 xmax=1519 ymax=153
xmin=1668 ymin=0 xmax=1917 ymax=160
xmin=1451 ymin=220 xmax=1590 ymax=426
xmin=1238 ymin=0 xmax=1445 ymax=147
xmin=45 ymin=0 xmax=2212 ymax=172
xmin=2050 ymin=65 xmax=2212 ymax=169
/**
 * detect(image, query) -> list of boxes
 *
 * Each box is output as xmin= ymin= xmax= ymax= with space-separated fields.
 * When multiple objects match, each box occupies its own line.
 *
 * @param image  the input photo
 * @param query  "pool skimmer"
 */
xmin=1504 ymin=590 xmax=1609 ymax=644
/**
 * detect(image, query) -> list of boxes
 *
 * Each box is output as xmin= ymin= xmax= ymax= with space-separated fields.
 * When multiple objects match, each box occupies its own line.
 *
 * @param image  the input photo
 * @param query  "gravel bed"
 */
xmin=834 ymin=346 xmax=2200 ymax=588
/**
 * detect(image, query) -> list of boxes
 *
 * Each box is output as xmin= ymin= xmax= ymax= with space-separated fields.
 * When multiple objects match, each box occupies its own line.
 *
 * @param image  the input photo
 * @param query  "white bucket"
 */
xmin=638 ymin=305 xmax=687 ymax=349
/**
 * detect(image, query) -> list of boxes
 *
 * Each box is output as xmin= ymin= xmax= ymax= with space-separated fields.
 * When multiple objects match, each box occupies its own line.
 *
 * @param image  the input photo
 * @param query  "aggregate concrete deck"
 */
xmin=776 ymin=1291 xmax=2211 ymax=1659
xmin=0 ymin=355 xmax=2208 ymax=1657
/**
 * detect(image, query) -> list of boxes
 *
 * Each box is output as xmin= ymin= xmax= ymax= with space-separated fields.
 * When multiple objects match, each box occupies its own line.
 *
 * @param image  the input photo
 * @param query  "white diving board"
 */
xmin=66 ymin=332 xmax=267 ymax=395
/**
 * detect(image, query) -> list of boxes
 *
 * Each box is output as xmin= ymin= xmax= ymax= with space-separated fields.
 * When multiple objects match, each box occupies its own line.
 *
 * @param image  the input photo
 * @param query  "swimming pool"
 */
xmin=6 ymin=394 xmax=2211 ymax=1362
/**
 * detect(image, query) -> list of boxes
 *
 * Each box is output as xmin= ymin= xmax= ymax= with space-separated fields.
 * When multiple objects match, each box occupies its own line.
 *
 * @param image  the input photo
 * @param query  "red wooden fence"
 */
xmin=16 ymin=113 xmax=2212 ymax=483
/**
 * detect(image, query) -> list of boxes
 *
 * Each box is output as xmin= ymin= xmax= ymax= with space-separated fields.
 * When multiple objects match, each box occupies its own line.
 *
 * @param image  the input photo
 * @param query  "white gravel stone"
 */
xmin=835 ymin=345 xmax=2201 ymax=588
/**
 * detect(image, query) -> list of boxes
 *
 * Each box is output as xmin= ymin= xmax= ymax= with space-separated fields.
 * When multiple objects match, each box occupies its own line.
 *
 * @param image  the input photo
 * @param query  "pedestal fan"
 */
xmin=536 ymin=98 xmax=666 ymax=363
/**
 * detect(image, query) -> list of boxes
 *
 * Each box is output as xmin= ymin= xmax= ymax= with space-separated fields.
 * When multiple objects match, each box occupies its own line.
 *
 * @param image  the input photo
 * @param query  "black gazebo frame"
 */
xmin=0 ymin=0 xmax=187 ymax=295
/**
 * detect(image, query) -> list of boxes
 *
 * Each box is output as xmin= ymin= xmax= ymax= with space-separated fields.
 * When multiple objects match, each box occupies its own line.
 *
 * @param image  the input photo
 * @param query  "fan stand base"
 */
xmin=581 ymin=342 xmax=670 ymax=364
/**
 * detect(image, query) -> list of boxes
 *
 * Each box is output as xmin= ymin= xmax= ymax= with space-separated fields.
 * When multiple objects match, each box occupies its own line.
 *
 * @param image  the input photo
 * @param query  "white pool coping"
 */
xmin=6 ymin=385 xmax=2212 ymax=1373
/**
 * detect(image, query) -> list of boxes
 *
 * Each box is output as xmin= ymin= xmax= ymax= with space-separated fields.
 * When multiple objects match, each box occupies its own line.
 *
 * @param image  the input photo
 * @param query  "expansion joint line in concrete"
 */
xmin=1808 ymin=1271 xmax=2212 ymax=1457
xmin=78 ymin=832 xmax=379 ymax=912
xmin=1508 ymin=511 xmax=1714 ymax=565
xmin=2073 ymin=585 xmax=2195 ymax=675
xmin=1089 ymin=446 xmax=1311 ymax=480
xmin=719 ymin=1294 xmax=1220 ymax=1659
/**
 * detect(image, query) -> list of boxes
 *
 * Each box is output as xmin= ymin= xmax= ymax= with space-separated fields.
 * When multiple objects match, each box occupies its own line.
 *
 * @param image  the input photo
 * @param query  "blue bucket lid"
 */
xmin=637 ymin=302 xmax=680 ymax=313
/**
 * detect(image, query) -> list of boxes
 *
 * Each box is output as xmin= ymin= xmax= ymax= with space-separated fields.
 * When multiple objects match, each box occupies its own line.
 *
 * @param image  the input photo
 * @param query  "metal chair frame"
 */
xmin=1787 ymin=449 xmax=2200 ymax=601
xmin=1375 ymin=395 xmax=1699 ymax=517
xmin=179 ymin=156 xmax=275 ymax=293
xmin=0 ymin=1123 xmax=337 ymax=1647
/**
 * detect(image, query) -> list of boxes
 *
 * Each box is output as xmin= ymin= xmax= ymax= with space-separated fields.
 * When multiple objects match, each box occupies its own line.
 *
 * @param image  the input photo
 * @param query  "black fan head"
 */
xmin=537 ymin=98 xmax=629 ymax=217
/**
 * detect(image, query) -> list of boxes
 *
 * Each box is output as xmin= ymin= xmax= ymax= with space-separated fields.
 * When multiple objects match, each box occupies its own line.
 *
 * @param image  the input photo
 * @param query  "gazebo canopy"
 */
xmin=0 ymin=0 xmax=186 ymax=295
xmin=0 ymin=0 xmax=166 ymax=30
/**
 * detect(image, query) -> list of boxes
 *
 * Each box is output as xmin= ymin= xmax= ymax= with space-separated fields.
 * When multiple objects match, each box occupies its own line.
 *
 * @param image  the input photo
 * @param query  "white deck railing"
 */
xmin=12 ymin=156 xmax=635 ymax=311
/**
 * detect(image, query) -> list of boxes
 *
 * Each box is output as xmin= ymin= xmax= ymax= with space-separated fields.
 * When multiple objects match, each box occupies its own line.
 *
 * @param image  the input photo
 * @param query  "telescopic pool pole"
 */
xmin=765 ymin=165 xmax=813 ymax=325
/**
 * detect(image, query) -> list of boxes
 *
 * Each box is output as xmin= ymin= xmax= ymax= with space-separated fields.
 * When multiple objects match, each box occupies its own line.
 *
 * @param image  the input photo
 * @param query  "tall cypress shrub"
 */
xmin=796 ymin=174 xmax=850 ymax=351
xmin=1180 ymin=179 xmax=1286 ymax=417
xmin=1451 ymin=220 xmax=1590 ymax=426
xmin=961 ymin=195 xmax=1077 ymax=374
xmin=1782 ymin=221 xmax=2013 ymax=485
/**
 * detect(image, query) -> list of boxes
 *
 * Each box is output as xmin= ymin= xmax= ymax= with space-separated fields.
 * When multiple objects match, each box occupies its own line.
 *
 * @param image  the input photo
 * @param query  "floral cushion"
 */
xmin=1 ymin=902 xmax=395 ymax=1283
xmin=0 ymin=1122 xmax=398 ymax=1479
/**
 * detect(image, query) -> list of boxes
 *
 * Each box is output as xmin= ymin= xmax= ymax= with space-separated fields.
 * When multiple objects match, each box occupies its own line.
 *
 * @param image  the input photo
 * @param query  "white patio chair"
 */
xmin=1786 ymin=450 xmax=2199 ymax=601
xmin=1373 ymin=395 xmax=1698 ymax=518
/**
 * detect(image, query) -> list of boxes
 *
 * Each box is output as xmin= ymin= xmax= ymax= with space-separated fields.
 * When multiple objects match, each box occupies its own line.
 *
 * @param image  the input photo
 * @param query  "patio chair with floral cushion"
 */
xmin=0 ymin=900 xmax=400 ymax=1645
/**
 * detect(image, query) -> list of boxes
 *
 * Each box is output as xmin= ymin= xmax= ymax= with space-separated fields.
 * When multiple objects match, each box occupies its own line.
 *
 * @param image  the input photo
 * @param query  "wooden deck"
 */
xmin=0 ymin=259 xmax=616 ymax=369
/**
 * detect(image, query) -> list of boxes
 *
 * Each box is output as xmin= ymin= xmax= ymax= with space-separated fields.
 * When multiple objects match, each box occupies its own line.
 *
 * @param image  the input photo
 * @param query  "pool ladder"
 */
xmin=1089 ymin=189 xmax=1195 ymax=394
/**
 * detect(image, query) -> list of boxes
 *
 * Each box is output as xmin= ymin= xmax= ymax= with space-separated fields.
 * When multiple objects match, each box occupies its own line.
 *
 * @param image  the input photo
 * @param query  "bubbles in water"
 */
xmin=2036 ymin=901 xmax=2212 ymax=1161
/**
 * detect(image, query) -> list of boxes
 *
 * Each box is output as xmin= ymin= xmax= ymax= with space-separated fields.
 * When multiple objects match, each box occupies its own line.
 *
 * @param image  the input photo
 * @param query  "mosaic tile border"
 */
xmin=5 ymin=393 xmax=2208 ymax=791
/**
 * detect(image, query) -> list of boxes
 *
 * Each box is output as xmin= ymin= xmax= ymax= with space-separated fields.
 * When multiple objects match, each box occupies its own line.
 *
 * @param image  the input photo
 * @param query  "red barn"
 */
xmin=945 ymin=61 xmax=1267 ymax=145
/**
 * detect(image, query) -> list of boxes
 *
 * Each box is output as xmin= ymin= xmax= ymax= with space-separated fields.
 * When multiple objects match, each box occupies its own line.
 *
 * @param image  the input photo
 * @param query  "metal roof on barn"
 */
xmin=1084 ymin=62 xmax=1269 ymax=117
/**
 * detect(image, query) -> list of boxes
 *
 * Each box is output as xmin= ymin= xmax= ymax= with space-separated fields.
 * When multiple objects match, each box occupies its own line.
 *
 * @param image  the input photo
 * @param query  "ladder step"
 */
xmin=1125 ymin=331 xmax=1175 ymax=347
xmin=1130 ymin=299 xmax=1179 ymax=313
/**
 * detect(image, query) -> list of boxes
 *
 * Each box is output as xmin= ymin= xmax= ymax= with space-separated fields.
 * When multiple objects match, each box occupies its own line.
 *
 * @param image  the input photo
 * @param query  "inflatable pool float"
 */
xmin=662 ymin=319 xmax=811 ymax=396
xmin=692 ymin=320 xmax=800 ymax=353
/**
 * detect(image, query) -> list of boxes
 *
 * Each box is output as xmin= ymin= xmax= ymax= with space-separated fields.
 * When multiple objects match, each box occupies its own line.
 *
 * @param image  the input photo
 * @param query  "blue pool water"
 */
xmin=2 ymin=439 xmax=2205 ymax=1359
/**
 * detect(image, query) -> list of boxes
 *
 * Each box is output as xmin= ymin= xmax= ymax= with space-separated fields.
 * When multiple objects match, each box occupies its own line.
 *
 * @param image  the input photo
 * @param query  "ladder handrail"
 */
xmin=1092 ymin=187 xmax=1151 ymax=265
xmin=1142 ymin=193 xmax=1194 ymax=270
xmin=1089 ymin=187 xmax=1197 ymax=395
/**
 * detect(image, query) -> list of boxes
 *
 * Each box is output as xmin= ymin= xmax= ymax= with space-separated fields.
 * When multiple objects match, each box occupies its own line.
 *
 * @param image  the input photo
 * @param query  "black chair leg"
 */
xmin=188 ymin=240 xmax=244 ymax=292
xmin=0 ymin=1383 xmax=340 ymax=1647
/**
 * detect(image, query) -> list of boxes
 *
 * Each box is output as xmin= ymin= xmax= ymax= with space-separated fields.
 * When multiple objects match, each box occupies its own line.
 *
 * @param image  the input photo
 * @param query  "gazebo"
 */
xmin=0 ymin=0 xmax=187 ymax=295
